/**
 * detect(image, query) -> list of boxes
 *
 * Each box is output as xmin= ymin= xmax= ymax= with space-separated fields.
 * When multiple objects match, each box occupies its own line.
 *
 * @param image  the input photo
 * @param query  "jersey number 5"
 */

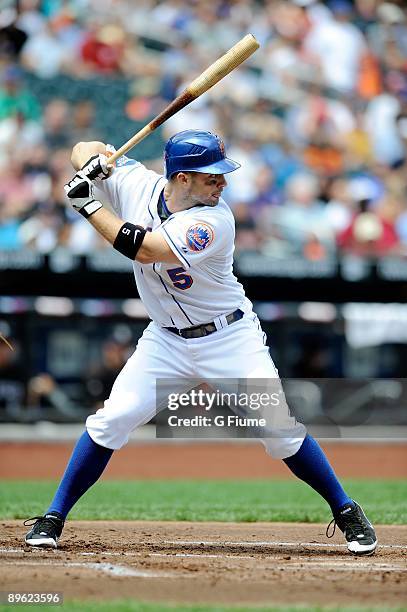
xmin=167 ymin=267 xmax=193 ymax=290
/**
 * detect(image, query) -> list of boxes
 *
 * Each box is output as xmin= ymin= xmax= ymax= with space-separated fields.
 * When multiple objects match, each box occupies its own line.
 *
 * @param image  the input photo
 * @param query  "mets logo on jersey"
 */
xmin=116 ymin=155 xmax=136 ymax=168
xmin=186 ymin=223 xmax=214 ymax=252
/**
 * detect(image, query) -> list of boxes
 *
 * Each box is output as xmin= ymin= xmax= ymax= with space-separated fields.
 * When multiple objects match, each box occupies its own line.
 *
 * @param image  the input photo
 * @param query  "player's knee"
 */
xmin=261 ymin=434 xmax=306 ymax=459
xmin=86 ymin=415 xmax=129 ymax=450
xmin=85 ymin=399 xmax=140 ymax=450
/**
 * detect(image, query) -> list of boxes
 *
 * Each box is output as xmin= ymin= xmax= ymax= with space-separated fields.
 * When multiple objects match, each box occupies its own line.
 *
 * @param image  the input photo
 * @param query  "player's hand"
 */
xmin=64 ymin=171 xmax=103 ymax=219
xmin=28 ymin=374 xmax=56 ymax=396
xmin=81 ymin=153 xmax=113 ymax=181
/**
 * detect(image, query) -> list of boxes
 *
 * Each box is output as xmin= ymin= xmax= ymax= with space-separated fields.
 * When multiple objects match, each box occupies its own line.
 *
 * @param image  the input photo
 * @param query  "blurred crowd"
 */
xmin=0 ymin=0 xmax=407 ymax=260
xmin=0 ymin=316 xmax=136 ymax=420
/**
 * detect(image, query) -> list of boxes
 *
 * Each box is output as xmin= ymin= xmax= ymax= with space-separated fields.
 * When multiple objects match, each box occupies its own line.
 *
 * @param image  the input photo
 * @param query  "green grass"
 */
xmin=1 ymin=479 xmax=405 ymax=524
xmin=0 ymin=603 xmax=406 ymax=612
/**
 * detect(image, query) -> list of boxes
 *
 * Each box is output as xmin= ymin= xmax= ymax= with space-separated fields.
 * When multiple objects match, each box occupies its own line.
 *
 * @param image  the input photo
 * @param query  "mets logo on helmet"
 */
xmin=186 ymin=223 xmax=214 ymax=252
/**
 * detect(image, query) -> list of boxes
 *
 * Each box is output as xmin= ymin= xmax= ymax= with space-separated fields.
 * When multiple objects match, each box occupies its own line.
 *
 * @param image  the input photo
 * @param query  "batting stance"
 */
xmin=24 ymin=131 xmax=377 ymax=555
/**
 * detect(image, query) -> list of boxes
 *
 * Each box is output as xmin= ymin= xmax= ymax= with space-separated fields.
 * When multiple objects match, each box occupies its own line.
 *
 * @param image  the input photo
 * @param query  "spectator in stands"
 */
xmin=80 ymin=23 xmax=127 ymax=74
xmin=303 ymin=0 xmax=367 ymax=93
xmin=25 ymin=373 xmax=85 ymax=421
xmin=16 ymin=0 xmax=46 ymax=39
xmin=43 ymin=99 xmax=71 ymax=150
xmin=0 ymin=161 xmax=37 ymax=221
xmin=337 ymin=197 xmax=400 ymax=256
xmin=0 ymin=65 xmax=41 ymax=121
xmin=0 ymin=110 xmax=44 ymax=167
xmin=247 ymin=165 xmax=283 ymax=215
xmin=71 ymin=100 xmax=98 ymax=144
xmin=0 ymin=196 xmax=23 ymax=250
xmin=0 ymin=7 xmax=27 ymax=59
xmin=366 ymin=2 xmax=407 ymax=62
xmin=324 ymin=177 xmax=355 ymax=234
xmin=365 ymin=82 xmax=406 ymax=166
xmin=0 ymin=0 xmax=406 ymax=262
xmin=261 ymin=172 xmax=335 ymax=257
xmin=20 ymin=20 xmax=69 ymax=78
xmin=84 ymin=331 xmax=133 ymax=410
xmin=285 ymin=85 xmax=356 ymax=149
xmin=19 ymin=201 xmax=63 ymax=253
xmin=224 ymin=136 xmax=266 ymax=205
xmin=233 ymin=201 xmax=261 ymax=252
xmin=395 ymin=201 xmax=407 ymax=250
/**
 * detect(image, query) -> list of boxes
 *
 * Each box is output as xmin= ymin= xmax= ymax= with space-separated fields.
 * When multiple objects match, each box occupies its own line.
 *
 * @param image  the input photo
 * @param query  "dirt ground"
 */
xmin=1 ymin=442 xmax=406 ymax=607
xmin=1 ymin=521 xmax=406 ymax=607
xmin=1 ymin=441 xmax=406 ymax=479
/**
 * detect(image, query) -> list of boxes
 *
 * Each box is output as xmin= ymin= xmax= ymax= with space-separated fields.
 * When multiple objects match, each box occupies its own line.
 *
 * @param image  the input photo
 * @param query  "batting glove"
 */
xmin=64 ymin=172 xmax=103 ymax=219
xmin=80 ymin=154 xmax=113 ymax=181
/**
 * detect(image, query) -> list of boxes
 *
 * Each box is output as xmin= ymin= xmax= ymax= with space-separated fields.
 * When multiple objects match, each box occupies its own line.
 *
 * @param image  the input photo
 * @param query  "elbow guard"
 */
xmin=113 ymin=222 xmax=146 ymax=260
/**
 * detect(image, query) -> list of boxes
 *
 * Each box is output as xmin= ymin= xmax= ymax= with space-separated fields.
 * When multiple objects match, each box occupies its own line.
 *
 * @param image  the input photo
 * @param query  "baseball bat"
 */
xmin=108 ymin=34 xmax=260 ymax=164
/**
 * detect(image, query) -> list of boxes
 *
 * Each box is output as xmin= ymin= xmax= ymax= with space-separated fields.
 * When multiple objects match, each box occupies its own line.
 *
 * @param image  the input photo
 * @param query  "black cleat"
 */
xmin=24 ymin=512 xmax=64 ymax=549
xmin=327 ymin=501 xmax=377 ymax=555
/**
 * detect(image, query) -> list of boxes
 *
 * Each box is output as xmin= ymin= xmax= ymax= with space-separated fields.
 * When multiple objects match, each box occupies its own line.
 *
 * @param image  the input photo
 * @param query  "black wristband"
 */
xmin=113 ymin=222 xmax=146 ymax=260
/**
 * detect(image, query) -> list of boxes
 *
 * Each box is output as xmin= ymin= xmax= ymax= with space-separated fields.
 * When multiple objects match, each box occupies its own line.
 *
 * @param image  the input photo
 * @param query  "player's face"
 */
xmin=188 ymin=172 xmax=227 ymax=206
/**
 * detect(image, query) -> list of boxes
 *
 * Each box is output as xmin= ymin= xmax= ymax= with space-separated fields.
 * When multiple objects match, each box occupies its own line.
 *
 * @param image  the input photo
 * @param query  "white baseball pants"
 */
xmin=86 ymin=312 xmax=306 ymax=458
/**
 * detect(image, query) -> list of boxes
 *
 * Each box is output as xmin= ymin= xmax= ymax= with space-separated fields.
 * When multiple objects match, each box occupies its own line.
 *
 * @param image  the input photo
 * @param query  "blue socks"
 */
xmin=283 ymin=434 xmax=353 ymax=514
xmin=47 ymin=431 xmax=114 ymax=519
xmin=48 ymin=431 xmax=350 ymax=520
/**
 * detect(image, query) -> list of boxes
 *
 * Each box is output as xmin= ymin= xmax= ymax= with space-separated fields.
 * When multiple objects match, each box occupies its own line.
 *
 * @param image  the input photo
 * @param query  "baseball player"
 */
xmin=24 ymin=131 xmax=377 ymax=555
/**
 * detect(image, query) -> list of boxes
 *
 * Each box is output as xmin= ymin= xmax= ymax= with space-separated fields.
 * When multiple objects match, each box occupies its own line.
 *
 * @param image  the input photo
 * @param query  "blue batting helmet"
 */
xmin=164 ymin=130 xmax=240 ymax=179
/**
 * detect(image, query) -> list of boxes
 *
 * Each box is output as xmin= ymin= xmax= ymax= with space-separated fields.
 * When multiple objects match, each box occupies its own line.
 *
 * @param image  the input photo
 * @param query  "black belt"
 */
xmin=165 ymin=309 xmax=244 ymax=339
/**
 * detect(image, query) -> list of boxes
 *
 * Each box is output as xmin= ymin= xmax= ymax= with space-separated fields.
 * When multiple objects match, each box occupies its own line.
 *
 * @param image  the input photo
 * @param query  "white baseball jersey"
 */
xmin=97 ymin=154 xmax=251 ymax=328
xmin=87 ymin=152 xmax=307 ymax=456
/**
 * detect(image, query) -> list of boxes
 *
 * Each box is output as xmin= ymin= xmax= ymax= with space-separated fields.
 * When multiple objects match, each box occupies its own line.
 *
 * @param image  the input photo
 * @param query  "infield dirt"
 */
xmin=1 ymin=521 xmax=406 ymax=607
xmin=1 ymin=442 xmax=406 ymax=607
xmin=1 ymin=441 xmax=406 ymax=479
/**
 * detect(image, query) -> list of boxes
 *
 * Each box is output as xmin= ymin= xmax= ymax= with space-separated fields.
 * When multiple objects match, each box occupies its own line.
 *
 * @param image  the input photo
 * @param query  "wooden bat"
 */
xmin=108 ymin=34 xmax=260 ymax=164
xmin=0 ymin=333 xmax=14 ymax=351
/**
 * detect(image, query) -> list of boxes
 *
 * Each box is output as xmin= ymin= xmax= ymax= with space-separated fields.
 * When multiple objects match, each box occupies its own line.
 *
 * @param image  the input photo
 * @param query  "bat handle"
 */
xmin=108 ymin=125 xmax=153 ymax=164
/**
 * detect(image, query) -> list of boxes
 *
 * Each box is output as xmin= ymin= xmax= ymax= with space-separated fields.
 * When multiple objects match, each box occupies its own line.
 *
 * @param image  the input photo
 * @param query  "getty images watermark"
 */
xmin=156 ymin=378 xmax=295 ymax=439
xmin=155 ymin=378 xmax=407 ymax=439
xmin=166 ymin=388 xmax=281 ymax=428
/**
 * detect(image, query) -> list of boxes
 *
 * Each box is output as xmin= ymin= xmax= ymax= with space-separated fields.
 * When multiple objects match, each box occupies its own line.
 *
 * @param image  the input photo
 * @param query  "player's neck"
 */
xmin=164 ymin=185 xmax=195 ymax=213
